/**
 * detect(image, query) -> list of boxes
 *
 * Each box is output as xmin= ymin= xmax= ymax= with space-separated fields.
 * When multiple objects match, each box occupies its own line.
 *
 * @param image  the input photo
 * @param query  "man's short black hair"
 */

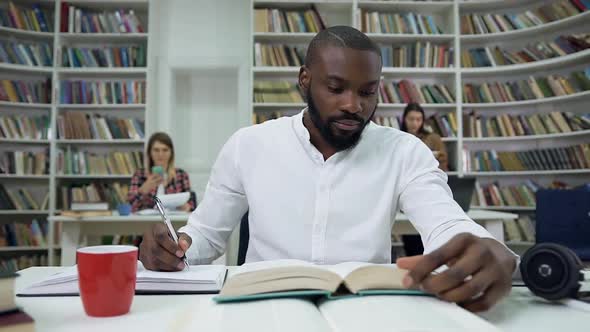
xmin=304 ymin=26 xmax=382 ymax=67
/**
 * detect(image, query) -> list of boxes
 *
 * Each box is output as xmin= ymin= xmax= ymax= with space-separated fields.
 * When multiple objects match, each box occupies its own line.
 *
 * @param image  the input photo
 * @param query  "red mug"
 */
xmin=77 ymin=245 xmax=138 ymax=317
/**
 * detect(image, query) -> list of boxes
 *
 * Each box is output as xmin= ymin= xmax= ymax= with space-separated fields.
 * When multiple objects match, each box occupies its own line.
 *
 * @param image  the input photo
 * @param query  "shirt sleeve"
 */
xmin=128 ymin=170 xmax=154 ymax=212
xmin=397 ymin=136 xmax=514 ymax=257
xmin=179 ymin=170 xmax=195 ymax=210
xmin=177 ymin=130 xmax=249 ymax=264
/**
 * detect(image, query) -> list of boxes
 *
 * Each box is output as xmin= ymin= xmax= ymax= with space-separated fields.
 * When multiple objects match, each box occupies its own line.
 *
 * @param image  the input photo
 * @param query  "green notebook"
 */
xmin=213 ymin=260 xmax=428 ymax=303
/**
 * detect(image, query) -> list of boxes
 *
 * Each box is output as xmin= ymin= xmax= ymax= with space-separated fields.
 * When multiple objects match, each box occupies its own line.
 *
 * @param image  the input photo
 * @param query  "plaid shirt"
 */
xmin=128 ymin=168 xmax=194 ymax=212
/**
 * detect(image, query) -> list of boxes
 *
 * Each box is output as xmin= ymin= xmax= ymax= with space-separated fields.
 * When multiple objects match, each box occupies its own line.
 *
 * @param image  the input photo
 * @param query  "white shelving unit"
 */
xmin=0 ymin=0 xmax=149 ymax=267
xmin=251 ymin=0 xmax=590 ymax=250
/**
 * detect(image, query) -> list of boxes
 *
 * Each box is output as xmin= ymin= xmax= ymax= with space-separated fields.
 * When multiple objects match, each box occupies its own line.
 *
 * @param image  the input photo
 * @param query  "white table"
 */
xmin=14 ymin=267 xmax=590 ymax=332
xmin=50 ymin=209 xmax=517 ymax=266
xmin=49 ymin=214 xmax=191 ymax=266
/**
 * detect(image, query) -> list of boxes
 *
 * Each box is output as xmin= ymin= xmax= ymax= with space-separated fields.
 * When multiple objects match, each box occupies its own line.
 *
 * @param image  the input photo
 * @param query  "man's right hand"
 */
xmin=139 ymin=224 xmax=192 ymax=271
xmin=138 ymin=174 xmax=163 ymax=194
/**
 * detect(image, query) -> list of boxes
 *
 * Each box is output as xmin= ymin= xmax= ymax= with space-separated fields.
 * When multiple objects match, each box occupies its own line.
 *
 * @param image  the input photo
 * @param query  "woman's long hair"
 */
xmin=146 ymin=132 xmax=176 ymax=181
xmin=400 ymin=102 xmax=429 ymax=135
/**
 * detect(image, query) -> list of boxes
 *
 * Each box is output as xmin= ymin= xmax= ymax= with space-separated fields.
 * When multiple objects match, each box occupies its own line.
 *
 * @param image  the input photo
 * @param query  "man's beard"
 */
xmin=307 ymin=87 xmax=376 ymax=151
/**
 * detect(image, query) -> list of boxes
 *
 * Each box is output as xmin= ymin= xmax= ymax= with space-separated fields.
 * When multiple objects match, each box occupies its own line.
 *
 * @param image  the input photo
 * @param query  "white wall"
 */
xmin=147 ymin=0 xmax=252 ymax=198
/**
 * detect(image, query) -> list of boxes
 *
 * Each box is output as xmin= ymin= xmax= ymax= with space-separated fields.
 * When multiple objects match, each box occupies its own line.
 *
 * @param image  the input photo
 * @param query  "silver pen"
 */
xmin=153 ymin=196 xmax=190 ymax=270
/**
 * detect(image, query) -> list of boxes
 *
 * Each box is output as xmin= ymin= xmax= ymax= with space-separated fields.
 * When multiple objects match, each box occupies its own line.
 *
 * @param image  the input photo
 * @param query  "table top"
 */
xmin=14 ymin=266 xmax=590 ymax=332
xmin=49 ymin=209 xmax=518 ymax=223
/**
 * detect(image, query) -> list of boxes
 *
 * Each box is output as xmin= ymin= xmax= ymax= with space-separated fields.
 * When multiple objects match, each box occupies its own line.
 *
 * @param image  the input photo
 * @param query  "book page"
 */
xmin=322 ymin=262 xmax=397 ymax=279
xmin=232 ymin=259 xmax=315 ymax=276
xmin=137 ymin=261 xmax=226 ymax=284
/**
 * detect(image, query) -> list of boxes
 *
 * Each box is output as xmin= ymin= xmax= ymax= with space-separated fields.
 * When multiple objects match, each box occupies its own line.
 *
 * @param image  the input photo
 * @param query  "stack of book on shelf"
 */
xmin=0 ymin=79 xmax=51 ymax=104
xmin=253 ymin=81 xmax=303 ymax=103
xmin=0 ymin=272 xmax=35 ymax=332
xmin=0 ymin=184 xmax=49 ymax=210
xmin=1 ymin=254 xmax=47 ymax=274
xmin=59 ymin=80 xmax=146 ymax=104
xmin=461 ymin=0 xmax=588 ymax=35
xmin=57 ymin=112 xmax=144 ymax=140
xmin=360 ymin=11 xmax=444 ymax=35
xmin=253 ymin=43 xmax=306 ymax=67
xmin=473 ymin=180 xmax=539 ymax=208
xmin=60 ymin=181 xmax=128 ymax=212
xmin=0 ymin=150 xmax=48 ymax=175
xmin=59 ymin=3 xmax=145 ymax=33
xmin=372 ymin=115 xmax=401 ymax=129
xmin=503 ymin=216 xmax=536 ymax=243
xmin=57 ymin=148 xmax=142 ymax=176
xmin=254 ymin=111 xmax=291 ymax=124
xmin=463 ymin=111 xmax=590 ymax=138
xmin=0 ymin=115 xmax=51 ymax=140
xmin=0 ymin=1 xmax=53 ymax=32
xmin=425 ymin=113 xmax=457 ymax=137
xmin=254 ymin=6 xmax=325 ymax=33
xmin=62 ymin=45 xmax=147 ymax=68
xmin=0 ymin=40 xmax=53 ymax=67
xmin=462 ymin=34 xmax=590 ymax=67
xmin=380 ymin=42 xmax=453 ymax=68
xmin=379 ymin=80 xmax=455 ymax=104
xmin=463 ymin=69 xmax=590 ymax=103
xmin=0 ymin=220 xmax=47 ymax=248
xmin=465 ymin=143 xmax=590 ymax=172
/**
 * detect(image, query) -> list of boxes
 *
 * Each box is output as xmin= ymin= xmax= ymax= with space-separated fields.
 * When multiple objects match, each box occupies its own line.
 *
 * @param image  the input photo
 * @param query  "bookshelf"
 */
xmin=251 ymin=0 xmax=590 ymax=250
xmin=0 ymin=0 xmax=149 ymax=270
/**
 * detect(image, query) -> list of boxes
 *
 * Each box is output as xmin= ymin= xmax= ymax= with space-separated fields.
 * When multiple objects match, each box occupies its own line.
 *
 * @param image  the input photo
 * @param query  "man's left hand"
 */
xmin=396 ymin=233 xmax=517 ymax=312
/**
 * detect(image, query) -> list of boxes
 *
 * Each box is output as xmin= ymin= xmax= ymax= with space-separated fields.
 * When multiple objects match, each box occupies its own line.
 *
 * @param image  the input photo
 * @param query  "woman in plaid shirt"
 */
xmin=128 ymin=132 xmax=194 ymax=212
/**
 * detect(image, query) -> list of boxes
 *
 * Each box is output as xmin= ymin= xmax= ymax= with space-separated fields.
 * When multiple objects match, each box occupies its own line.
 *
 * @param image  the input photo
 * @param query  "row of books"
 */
xmin=253 ymin=111 xmax=287 ymax=125
xmin=254 ymin=7 xmax=325 ymax=33
xmin=461 ymin=34 xmax=590 ymax=67
xmin=0 ymin=185 xmax=49 ymax=210
xmin=473 ymin=180 xmax=539 ymax=208
xmin=56 ymin=148 xmax=143 ymax=176
xmin=60 ymin=3 xmax=145 ymax=33
xmin=0 ymin=115 xmax=50 ymax=140
xmin=381 ymin=43 xmax=452 ymax=68
xmin=57 ymin=112 xmax=145 ymax=140
xmin=59 ymin=80 xmax=146 ymax=105
xmin=62 ymin=45 xmax=147 ymax=68
xmin=462 ymin=70 xmax=590 ymax=103
xmin=101 ymin=235 xmax=142 ymax=247
xmin=60 ymin=182 xmax=129 ymax=210
xmin=360 ymin=11 xmax=444 ymax=35
xmin=0 ymin=40 xmax=52 ymax=67
xmin=0 ymin=220 xmax=47 ymax=248
xmin=0 ymin=150 xmax=48 ymax=175
xmin=254 ymin=43 xmax=306 ymax=67
xmin=253 ymin=81 xmax=304 ymax=103
xmin=1 ymin=254 xmax=48 ymax=274
xmin=463 ymin=111 xmax=590 ymax=138
xmin=378 ymin=80 xmax=455 ymax=104
xmin=0 ymin=79 xmax=51 ymax=104
xmin=503 ymin=217 xmax=535 ymax=243
xmin=465 ymin=144 xmax=590 ymax=172
xmin=460 ymin=0 xmax=587 ymax=35
xmin=0 ymin=2 xmax=53 ymax=32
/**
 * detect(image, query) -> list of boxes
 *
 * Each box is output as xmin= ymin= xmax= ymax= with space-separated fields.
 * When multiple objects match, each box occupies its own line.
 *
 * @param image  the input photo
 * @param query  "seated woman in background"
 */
xmin=128 ymin=132 xmax=194 ymax=212
xmin=400 ymin=102 xmax=448 ymax=171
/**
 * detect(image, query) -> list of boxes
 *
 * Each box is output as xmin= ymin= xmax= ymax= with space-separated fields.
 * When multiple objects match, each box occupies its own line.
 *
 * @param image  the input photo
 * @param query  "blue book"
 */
xmin=580 ymin=0 xmax=590 ymax=9
xmin=32 ymin=4 xmax=48 ymax=32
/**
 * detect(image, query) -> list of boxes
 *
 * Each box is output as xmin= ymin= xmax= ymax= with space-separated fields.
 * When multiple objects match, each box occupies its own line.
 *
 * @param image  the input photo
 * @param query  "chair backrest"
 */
xmin=447 ymin=175 xmax=476 ymax=212
xmin=536 ymin=187 xmax=590 ymax=260
xmin=237 ymin=212 xmax=249 ymax=265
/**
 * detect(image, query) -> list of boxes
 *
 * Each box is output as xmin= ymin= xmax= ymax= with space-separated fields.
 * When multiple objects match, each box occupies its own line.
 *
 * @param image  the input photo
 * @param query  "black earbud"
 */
xmin=520 ymin=243 xmax=585 ymax=301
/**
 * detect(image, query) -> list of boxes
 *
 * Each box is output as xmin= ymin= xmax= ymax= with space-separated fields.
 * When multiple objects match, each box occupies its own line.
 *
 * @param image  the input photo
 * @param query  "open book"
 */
xmin=214 ymin=260 xmax=427 ymax=303
xmin=17 ymin=262 xmax=227 ymax=297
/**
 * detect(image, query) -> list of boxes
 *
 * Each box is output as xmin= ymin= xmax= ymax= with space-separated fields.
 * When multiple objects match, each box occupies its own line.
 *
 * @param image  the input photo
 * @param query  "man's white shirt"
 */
xmin=178 ymin=110 xmax=499 ymax=264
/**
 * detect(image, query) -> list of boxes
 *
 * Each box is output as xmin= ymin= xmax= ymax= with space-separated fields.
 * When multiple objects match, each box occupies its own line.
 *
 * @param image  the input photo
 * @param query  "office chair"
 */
xmin=237 ymin=212 xmax=249 ymax=265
